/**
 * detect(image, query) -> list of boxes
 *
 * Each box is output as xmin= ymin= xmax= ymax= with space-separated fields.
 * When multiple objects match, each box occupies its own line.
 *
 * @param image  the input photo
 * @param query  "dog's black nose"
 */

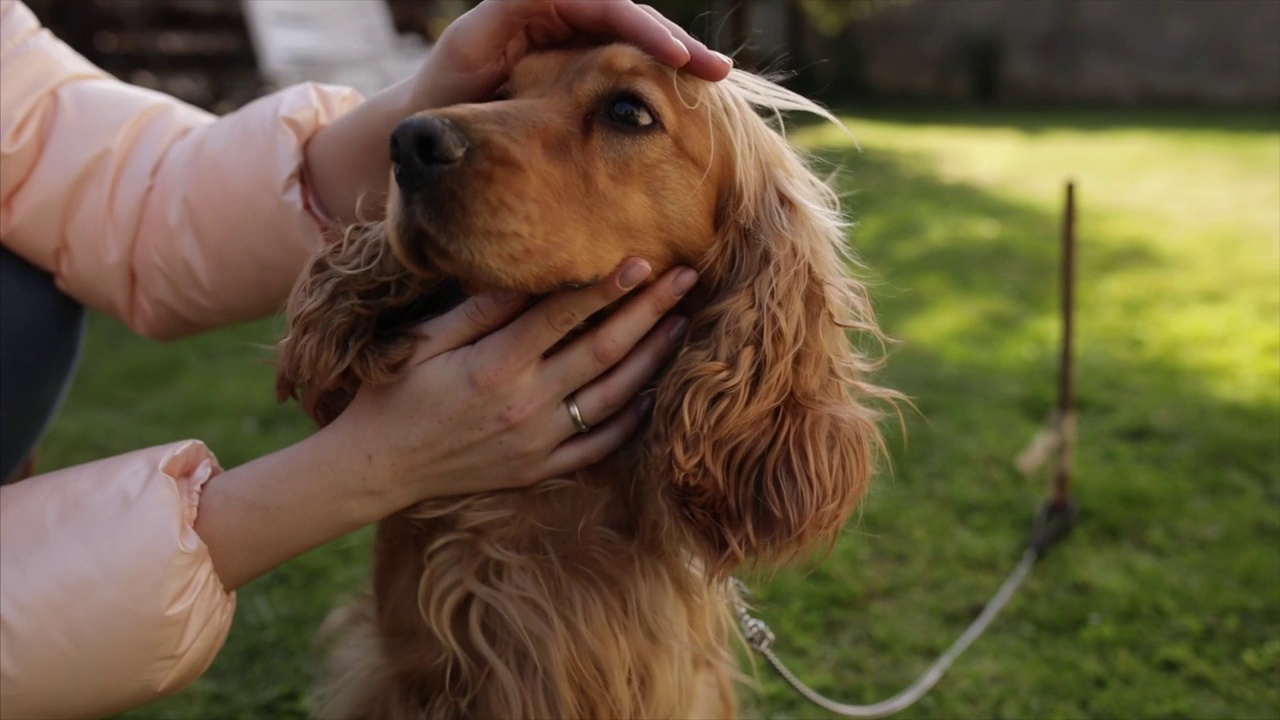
xmin=391 ymin=116 xmax=470 ymax=191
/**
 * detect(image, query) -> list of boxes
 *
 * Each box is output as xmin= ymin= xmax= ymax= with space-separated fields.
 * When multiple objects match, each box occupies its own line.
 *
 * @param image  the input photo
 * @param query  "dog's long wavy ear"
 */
xmin=275 ymin=221 xmax=450 ymax=427
xmin=646 ymin=74 xmax=899 ymax=578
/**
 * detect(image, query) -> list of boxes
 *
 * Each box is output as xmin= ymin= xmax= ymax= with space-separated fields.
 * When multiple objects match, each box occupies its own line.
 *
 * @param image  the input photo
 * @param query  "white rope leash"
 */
xmin=731 ymin=547 xmax=1040 ymax=719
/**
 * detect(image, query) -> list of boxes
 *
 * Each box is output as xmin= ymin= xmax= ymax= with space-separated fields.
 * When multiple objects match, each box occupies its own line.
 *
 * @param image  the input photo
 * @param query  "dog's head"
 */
xmin=385 ymin=44 xmax=725 ymax=294
xmin=281 ymin=43 xmax=895 ymax=576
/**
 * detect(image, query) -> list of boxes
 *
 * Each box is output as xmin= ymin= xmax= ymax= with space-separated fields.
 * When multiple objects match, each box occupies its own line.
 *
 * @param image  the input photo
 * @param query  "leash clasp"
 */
xmin=730 ymin=577 xmax=776 ymax=652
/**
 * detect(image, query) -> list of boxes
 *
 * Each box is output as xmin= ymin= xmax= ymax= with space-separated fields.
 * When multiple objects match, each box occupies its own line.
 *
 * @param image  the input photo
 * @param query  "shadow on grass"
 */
xmin=739 ymin=141 xmax=1279 ymax=719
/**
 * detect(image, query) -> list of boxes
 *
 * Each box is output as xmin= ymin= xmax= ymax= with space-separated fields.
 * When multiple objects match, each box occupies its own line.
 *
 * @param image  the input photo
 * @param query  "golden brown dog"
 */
xmin=276 ymin=43 xmax=895 ymax=720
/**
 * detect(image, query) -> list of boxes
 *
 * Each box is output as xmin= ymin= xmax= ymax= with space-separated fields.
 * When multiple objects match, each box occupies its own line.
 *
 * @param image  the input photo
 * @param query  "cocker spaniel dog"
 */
xmin=276 ymin=43 xmax=894 ymax=720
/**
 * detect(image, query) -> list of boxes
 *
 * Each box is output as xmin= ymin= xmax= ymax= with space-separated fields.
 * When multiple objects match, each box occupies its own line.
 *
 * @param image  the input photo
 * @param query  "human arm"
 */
xmin=0 ymin=440 xmax=233 ymax=720
xmin=0 ymin=260 xmax=695 ymax=718
xmin=195 ymin=259 xmax=695 ymax=590
xmin=0 ymin=0 xmax=362 ymax=340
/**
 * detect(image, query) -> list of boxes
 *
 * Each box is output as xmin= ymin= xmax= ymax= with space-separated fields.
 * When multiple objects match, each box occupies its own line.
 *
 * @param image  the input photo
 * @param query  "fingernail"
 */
xmin=671 ymin=268 xmax=698 ymax=297
xmin=668 ymin=315 xmax=689 ymax=342
xmin=714 ymin=51 xmax=734 ymax=68
xmin=670 ymin=34 xmax=689 ymax=58
xmin=619 ymin=260 xmax=651 ymax=290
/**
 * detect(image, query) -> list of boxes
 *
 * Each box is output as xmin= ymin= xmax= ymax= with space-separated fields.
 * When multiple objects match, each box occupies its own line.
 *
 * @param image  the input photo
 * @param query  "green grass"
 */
xmin=34 ymin=109 xmax=1277 ymax=719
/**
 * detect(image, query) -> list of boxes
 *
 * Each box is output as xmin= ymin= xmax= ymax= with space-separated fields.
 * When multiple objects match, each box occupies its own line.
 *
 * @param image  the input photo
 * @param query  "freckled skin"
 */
xmin=390 ymin=45 xmax=724 ymax=295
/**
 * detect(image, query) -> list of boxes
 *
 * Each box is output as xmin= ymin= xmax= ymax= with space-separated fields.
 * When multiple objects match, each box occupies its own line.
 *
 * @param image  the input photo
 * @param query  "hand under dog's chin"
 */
xmin=412 ymin=233 xmax=597 ymax=298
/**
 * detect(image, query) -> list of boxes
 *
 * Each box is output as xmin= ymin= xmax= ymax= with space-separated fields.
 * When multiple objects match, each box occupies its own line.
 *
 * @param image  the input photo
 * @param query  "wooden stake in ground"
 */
xmin=1054 ymin=181 xmax=1077 ymax=510
xmin=1016 ymin=180 xmax=1080 ymax=511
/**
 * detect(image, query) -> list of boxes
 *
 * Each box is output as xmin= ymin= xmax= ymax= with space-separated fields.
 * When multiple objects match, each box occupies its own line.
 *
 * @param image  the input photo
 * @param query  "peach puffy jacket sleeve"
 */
xmin=0 ymin=2 xmax=363 ymax=717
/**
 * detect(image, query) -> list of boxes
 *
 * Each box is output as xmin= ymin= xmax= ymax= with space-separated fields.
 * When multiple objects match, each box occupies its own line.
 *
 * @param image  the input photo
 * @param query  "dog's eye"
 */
xmin=607 ymin=95 xmax=655 ymax=128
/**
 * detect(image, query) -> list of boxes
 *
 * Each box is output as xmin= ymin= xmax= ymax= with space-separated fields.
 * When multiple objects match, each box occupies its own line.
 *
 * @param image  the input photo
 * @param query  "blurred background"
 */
xmin=19 ymin=1 xmax=1278 ymax=719
xmin=20 ymin=0 xmax=1280 ymax=111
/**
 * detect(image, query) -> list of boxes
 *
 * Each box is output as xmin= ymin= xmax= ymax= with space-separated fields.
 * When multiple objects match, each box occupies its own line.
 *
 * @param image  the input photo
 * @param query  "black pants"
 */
xmin=0 ymin=245 xmax=86 ymax=483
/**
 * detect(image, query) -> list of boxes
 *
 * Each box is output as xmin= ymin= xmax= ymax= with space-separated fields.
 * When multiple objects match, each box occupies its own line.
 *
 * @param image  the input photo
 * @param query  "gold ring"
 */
xmin=565 ymin=395 xmax=591 ymax=433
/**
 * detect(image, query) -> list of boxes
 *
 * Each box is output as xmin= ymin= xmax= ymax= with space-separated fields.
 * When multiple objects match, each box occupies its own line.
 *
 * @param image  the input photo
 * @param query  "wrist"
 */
xmin=405 ymin=53 xmax=449 ymax=111
xmin=195 ymin=426 xmax=403 ymax=590
xmin=379 ymin=74 xmax=421 ymax=121
xmin=303 ymin=77 xmax=420 ymax=226
xmin=311 ymin=412 xmax=422 ymax=516
xmin=407 ymin=48 xmax=493 ymax=111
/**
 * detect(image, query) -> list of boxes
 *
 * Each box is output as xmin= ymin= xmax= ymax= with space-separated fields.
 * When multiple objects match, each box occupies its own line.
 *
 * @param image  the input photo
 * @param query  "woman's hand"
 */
xmin=304 ymin=1 xmax=731 ymax=226
xmin=326 ymin=258 xmax=697 ymax=504
xmin=197 ymin=259 xmax=695 ymax=590
xmin=412 ymin=0 xmax=733 ymax=109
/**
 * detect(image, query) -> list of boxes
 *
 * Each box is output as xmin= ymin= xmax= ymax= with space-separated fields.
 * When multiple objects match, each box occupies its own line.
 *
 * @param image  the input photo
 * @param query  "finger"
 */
xmin=552 ymin=314 xmax=686 ymax=438
xmin=492 ymin=257 xmax=654 ymax=361
xmin=412 ymin=290 xmax=530 ymax=359
xmin=545 ymin=265 xmax=697 ymax=394
xmin=541 ymin=394 xmax=652 ymax=478
xmin=462 ymin=0 xmax=558 ymax=41
xmin=553 ymin=0 xmax=690 ymax=67
xmin=636 ymin=5 xmax=734 ymax=81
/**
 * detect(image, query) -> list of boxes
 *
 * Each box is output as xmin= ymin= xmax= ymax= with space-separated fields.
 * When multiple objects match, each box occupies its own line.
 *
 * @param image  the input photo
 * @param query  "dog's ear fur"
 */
xmin=644 ymin=76 xmax=895 ymax=578
xmin=276 ymin=222 xmax=452 ymax=427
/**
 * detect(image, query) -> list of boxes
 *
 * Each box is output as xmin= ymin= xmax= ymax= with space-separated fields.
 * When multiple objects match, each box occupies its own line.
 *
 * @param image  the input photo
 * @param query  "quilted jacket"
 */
xmin=0 ymin=2 xmax=363 ymax=716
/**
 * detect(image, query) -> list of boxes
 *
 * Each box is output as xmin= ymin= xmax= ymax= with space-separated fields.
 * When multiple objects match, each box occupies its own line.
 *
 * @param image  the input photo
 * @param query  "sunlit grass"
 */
xmin=743 ymin=109 xmax=1280 ymax=720
xmin=798 ymin=111 xmax=1280 ymax=406
xmin=34 ymin=109 xmax=1277 ymax=720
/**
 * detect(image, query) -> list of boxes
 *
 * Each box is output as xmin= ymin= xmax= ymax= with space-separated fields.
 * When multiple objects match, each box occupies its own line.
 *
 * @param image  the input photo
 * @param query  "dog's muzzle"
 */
xmin=391 ymin=116 xmax=471 ymax=193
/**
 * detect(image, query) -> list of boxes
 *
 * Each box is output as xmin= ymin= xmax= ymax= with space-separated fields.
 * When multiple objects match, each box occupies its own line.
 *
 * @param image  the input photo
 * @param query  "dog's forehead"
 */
xmin=512 ymin=44 xmax=667 ymax=92
xmin=582 ymin=43 xmax=664 ymax=78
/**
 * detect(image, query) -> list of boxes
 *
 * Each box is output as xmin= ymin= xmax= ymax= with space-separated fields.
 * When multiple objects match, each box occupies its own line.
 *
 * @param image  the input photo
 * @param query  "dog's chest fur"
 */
xmin=319 ymin=450 xmax=738 ymax=720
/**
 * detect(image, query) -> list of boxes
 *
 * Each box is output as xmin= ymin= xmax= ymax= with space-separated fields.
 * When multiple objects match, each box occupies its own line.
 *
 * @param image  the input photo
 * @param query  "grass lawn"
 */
xmin=33 ymin=108 xmax=1277 ymax=720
